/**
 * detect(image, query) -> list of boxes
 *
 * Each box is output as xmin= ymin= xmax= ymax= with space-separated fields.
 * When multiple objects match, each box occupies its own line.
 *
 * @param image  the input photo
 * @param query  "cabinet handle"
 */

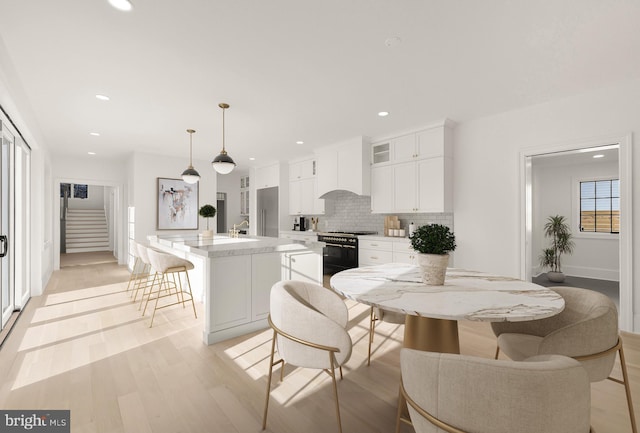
xmin=371 ymin=256 xmax=378 ymax=260
xmin=371 ymin=243 xmax=378 ymax=246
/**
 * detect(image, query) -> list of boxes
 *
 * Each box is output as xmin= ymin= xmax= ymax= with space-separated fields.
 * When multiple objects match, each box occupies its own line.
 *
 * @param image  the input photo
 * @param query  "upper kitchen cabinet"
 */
xmin=315 ymin=136 xmax=371 ymax=197
xmin=371 ymin=121 xmax=454 ymax=213
xmin=288 ymin=157 xmax=324 ymax=215
xmin=253 ymin=162 xmax=280 ymax=189
xmin=289 ymin=158 xmax=316 ymax=181
xmin=371 ymin=120 xmax=454 ymax=165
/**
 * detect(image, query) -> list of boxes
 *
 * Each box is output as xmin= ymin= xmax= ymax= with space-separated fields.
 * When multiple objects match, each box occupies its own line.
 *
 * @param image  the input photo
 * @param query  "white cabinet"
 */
xmin=251 ymin=253 xmax=282 ymax=321
xmin=370 ymin=121 xmax=453 ymax=214
xmin=211 ymin=255 xmax=252 ymax=331
xmin=371 ymin=165 xmax=394 ymax=213
xmin=392 ymin=239 xmax=417 ymax=265
xmin=359 ymin=238 xmax=393 ymax=266
xmin=391 ymin=134 xmax=418 ymax=161
xmin=359 ymin=237 xmax=417 ymax=266
xmin=289 ymin=158 xmax=315 ymax=181
xmin=289 ymin=158 xmax=324 ymax=215
xmin=282 ymin=249 xmax=323 ymax=284
xmin=316 ymin=136 xmax=370 ymax=197
xmin=254 ymin=163 xmax=279 ymax=189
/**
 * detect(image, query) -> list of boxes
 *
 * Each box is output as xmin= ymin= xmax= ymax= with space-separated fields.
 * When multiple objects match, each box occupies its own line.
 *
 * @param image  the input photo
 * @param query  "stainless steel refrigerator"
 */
xmin=256 ymin=186 xmax=279 ymax=237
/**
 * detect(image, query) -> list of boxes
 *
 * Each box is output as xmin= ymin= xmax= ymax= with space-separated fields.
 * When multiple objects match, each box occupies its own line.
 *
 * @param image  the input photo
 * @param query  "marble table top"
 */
xmin=330 ymin=263 xmax=565 ymax=322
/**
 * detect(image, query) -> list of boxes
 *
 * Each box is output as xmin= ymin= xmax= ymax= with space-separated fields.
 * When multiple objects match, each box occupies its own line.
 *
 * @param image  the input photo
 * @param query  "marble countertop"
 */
xmin=148 ymin=234 xmax=324 ymax=258
xmin=330 ymin=263 xmax=564 ymax=322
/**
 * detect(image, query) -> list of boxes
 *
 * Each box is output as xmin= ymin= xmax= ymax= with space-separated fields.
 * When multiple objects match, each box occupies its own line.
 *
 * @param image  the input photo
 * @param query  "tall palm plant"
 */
xmin=539 ymin=215 xmax=574 ymax=273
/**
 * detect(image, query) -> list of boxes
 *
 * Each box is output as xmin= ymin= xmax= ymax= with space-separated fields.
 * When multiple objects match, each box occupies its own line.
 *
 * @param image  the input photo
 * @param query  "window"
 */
xmin=579 ymin=179 xmax=619 ymax=233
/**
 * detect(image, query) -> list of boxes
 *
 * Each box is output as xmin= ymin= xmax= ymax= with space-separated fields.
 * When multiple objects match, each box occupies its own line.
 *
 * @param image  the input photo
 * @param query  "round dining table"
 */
xmin=330 ymin=263 xmax=565 ymax=353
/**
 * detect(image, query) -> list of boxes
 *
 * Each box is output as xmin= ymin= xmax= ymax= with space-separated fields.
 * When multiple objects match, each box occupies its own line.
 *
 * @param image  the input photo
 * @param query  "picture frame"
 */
xmin=157 ymin=177 xmax=199 ymax=230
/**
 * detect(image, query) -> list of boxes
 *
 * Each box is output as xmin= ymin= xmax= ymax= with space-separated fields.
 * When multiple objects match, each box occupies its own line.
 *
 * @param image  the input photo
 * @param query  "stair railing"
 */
xmin=60 ymin=187 xmax=69 ymax=253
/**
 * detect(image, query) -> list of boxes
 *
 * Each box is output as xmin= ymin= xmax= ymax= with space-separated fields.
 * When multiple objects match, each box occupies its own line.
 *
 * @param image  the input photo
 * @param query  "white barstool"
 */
xmin=143 ymin=249 xmax=197 ymax=327
xmin=132 ymin=244 xmax=156 ymax=306
xmin=126 ymin=241 xmax=143 ymax=294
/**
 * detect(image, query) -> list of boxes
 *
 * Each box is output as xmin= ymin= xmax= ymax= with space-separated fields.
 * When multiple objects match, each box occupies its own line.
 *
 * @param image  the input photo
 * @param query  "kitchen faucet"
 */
xmin=229 ymin=220 xmax=249 ymax=238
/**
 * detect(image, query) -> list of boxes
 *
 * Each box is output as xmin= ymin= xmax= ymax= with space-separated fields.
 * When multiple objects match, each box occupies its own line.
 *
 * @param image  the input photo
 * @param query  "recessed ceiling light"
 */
xmin=89 ymin=132 xmax=100 ymax=136
xmin=593 ymin=154 xmax=605 ymax=159
xmin=88 ymin=152 xmax=96 ymax=155
xmin=108 ymin=0 xmax=133 ymax=11
xmin=95 ymin=94 xmax=110 ymax=101
xmin=249 ymin=157 xmax=256 ymax=161
xmin=296 ymin=141 xmax=304 ymax=145
xmin=378 ymin=111 xmax=389 ymax=117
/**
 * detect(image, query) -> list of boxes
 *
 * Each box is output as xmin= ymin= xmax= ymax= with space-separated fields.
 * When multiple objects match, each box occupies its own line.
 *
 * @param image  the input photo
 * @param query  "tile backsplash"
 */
xmin=301 ymin=190 xmax=453 ymax=236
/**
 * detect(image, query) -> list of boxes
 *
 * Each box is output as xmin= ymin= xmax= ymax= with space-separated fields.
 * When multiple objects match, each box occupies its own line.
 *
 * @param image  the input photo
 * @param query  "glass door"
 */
xmin=0 ymin=121 xmax=12 ymax=329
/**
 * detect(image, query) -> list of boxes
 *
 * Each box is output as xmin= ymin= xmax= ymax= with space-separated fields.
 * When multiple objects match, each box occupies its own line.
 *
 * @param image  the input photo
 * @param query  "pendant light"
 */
xmin=181 ymin=129 xmax=200 ymax=184
xmin=211 ymin=103 xmax=236 ymax=174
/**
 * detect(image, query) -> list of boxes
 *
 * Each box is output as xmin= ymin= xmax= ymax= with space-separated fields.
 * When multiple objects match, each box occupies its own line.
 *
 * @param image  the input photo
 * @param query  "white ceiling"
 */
xmin=1 ymin=0 xmax=640 ymax=172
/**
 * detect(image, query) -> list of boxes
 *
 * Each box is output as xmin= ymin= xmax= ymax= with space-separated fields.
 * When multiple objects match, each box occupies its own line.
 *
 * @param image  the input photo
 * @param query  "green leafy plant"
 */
xmin=539 ymin=215 xmax=574 ymax=273
xmin=410 ymin=224 xmax=456 ymax=255
xmin=199 ymin=204 xmax=217 ymax=230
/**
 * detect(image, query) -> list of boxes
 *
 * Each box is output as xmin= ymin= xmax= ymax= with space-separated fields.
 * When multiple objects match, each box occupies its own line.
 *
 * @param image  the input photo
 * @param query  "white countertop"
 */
xmin=279 ymin=230 xmax=319 ymax=236
xmin=148 ymin=234 xmax=325 ymax=258
xmin=330 ymin=263 xmax=564 ymax=322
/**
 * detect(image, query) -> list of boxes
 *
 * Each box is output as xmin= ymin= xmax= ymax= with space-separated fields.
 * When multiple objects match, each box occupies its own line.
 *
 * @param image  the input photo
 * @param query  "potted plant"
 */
xmin=410 ymin=224 xmax=456 ymax=285
xmin=539 ymin=215 xmax=574 ymax=283
xmin=199 ymin=204 xmax=216 ymax=238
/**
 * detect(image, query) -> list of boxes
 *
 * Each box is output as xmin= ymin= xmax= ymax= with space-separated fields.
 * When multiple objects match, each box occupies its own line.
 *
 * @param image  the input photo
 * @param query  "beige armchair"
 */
xmin=263 ymin=280 xmax=352 ymax=433
xmin=397 ymin=349 xmax=593 ymax=433
xmin=368 ymin=306 xmax=405 ymax=366
xmin=491 ymin=286 xmax=636 ymax=433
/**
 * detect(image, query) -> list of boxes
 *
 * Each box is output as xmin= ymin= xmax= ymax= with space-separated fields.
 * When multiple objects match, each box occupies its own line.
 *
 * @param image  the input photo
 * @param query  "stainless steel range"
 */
xmin=317 ymin=231 xmax=377 ymax=275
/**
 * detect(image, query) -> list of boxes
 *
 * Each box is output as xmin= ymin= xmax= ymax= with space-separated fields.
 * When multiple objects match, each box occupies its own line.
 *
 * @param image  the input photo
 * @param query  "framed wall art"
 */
xmin=157 ymin=177 xmax=199 ymax=230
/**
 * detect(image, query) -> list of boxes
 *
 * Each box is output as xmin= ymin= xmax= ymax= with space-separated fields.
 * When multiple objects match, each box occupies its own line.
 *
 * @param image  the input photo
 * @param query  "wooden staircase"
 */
xmin=65 ymin=209 xmax=110 ymax=253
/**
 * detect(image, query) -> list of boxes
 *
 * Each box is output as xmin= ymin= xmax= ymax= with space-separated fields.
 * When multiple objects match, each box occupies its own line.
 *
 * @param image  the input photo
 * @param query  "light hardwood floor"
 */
xmin=0 ymin=262 xmax=638 ymax=432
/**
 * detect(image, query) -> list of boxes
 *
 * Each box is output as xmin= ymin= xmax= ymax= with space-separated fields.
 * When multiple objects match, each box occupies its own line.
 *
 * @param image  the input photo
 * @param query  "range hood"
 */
xmin=315 ymin=136 xmax=371 ymax=197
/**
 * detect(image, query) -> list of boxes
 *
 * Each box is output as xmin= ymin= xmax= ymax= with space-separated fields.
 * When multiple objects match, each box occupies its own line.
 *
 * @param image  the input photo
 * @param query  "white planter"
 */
xmin=547 ymin=271 xmax=565 ymax=283
xmin=200 ymin=230 xmax=213 ymax=238
xmin=416 ymin=253 xmax=450 ymax=285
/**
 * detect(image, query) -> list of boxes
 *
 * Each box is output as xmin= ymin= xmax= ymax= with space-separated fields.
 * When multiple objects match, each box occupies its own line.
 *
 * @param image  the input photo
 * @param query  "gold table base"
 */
xmin=403 ymin=315 xmax=460 ymax=354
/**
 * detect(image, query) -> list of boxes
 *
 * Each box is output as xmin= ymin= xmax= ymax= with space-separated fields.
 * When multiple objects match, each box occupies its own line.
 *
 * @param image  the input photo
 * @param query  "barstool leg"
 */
xmin=183 ymin=270 xmax=197 ymax=319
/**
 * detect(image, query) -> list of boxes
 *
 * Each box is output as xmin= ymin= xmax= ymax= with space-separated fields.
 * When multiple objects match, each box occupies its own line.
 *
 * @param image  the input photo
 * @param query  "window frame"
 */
xmin=573 ymin=175 xmax=620 ymax=239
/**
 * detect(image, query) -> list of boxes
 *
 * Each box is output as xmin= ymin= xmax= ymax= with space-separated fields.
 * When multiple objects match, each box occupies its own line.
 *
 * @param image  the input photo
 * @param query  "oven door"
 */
xmin=322 ymin=242 xmax=358 ymax=275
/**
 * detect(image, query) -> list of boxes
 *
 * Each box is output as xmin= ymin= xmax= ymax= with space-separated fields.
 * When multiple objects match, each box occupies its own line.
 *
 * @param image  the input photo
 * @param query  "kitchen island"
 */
xmin=148 ymin=234 xmax=324 ymax=344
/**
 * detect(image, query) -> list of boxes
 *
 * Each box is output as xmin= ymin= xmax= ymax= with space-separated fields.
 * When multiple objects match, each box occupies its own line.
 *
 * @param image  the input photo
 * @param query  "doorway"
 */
xmin=217 ymin=192 xmax=227 ymax=234
xmin=522 ymin=135 xmax=633 ymax=331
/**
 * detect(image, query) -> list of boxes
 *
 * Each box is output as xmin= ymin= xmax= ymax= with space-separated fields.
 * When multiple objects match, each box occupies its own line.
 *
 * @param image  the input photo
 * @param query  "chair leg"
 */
xmin=494 ymin=345 xmax=500 ymax=360
xmin=395 ymin=384 xmax=406 ymax=433
xmin=126 ymin=257 xmax=141 ymax=293
xmin=368 ymin=306 xmax=376 ymax=366
xmin=183 ymin=270 xmax=198 ymax=319
xmin=328 ymin=354 xmax=343 ymax=433
xmin=618 ymin=345 xmax=637 ymax=433
xmin=262 ymin=330 xmax=277 ymax=430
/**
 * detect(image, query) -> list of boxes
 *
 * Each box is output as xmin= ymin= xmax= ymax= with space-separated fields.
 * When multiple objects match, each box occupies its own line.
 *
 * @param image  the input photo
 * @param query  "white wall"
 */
xmin=453 ymin=77 xmax=640 ymax=329
xmin=67 ymin=184 xmax=104 ymax=209
xmin=532 ymin=160 xmax=619 ymax=280
xmin=129 ymin=152 xmax=217 ymax=244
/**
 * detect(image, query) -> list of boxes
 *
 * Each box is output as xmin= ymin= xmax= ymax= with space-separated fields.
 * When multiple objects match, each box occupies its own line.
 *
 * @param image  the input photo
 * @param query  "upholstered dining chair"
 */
xmin=368 ymin=306 xmax=405 ymax=365
xmin=263 ymin=280 xmax=352 ymax=433
xmin=397 ymin=349 xmax=593 ymax=433
xmin=491 ymin=286 xmax=636 ymax=433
